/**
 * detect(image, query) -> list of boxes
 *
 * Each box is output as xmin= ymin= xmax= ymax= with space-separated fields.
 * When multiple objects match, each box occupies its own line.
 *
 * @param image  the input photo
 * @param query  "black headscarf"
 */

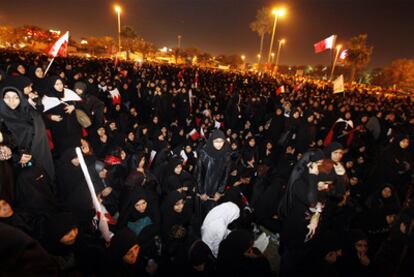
xmin=205 ymin=129 xmax=230 ymax=159
xmin=108 ymin=228 xmax=139 ymax=261
xmin=45 ymin=76 xmax=64 ymax=98
xmin=0 ymin=86 xmax=34 ymax=150
xmin=161 ymin=191 xmax=188 ymax=237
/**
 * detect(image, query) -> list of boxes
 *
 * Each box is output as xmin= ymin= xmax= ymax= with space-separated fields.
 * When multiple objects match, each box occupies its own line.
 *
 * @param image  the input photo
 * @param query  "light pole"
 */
xmin=330 ymin=44 xmax=342 ymax=80
xmin=271 ymin=53 xmax=275 ymax=64
xmin=241 ymin=55 xmax=246 ymax=70
xmin=177 ymin=35 xmax=182 ymax=49
xmin=267 ymin=8 xmax=286 ymax=64
xmin=274 ymin=39 xmax=285 ymax=74
xmin=114 ymin=5 xmax=122 ymax=53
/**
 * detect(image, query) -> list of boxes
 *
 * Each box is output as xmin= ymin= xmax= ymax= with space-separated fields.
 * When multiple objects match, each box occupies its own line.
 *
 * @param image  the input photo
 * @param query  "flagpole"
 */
xmin=329 ymin=45 xmax=341 ymax=81
xmin=43 ymin=57 xmax=55 ymax=76
xmin=329 ymin=35 xmax=337 ymax=79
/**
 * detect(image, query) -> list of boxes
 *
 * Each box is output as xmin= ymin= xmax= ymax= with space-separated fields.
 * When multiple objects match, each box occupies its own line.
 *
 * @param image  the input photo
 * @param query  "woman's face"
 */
xmin=0 ymin=200 xmax=13 ymax=218
xmin=54 ymin=79 xmax=64 ymax=92
xmin=135 ymin=199 xmax=147 ymax=213
xmin=182 ymin=145 xmax=191 ymax=154
xmin=400 ymin=138 xmax=409 ymax=149
xmin=35 ymin=67 xmax=44 ymax=78
xmin=381 ymin=187 xmax=392 ymax=199
xmin=97 ymin=127 xmax=106 ymax=137
xmin=174 ymin=164 xmax=183 ymax=175
xmin=3 ymin=91 xmax=20 ymax=110
xmin=248 ymin=138 xmax=256 ymax=147
xmin=128 ymin=132 xmax=135 ymax=142
xmin=123 ymin=244 xmax=140 ymax=264
xmin=213 ymin=138 xmax=225 ymax=150
xmin=60 ymin=227 xmax=78 ymax=245
xmin=173 ymin=199 xmax=185 ymax=213
xmin=331 ymin=149 xmax=344 ymax=163
xmin=354 ymin=239 xmax=368 ymax=255
xmin=153 ymin=117 xmax=159 ymax=124
xmin=17 ymin=65 xmax=26 ymax=75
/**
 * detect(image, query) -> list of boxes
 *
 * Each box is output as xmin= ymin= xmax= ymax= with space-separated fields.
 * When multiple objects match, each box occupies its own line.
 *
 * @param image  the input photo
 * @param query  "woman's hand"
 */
xmin=305 ymin=212 xmax=320 ymax=241
xmin=358 ymin=252 xmax=370 ymax=266
xmin=50 ymin=115 xmax=63 ymax=122
xmin=308 ymin=162 xmax=319 ymax=175
xmin=64 ymin=105 xmax=75 ymax=114
xmin=19 ymin=153 xmax=32 ymax=165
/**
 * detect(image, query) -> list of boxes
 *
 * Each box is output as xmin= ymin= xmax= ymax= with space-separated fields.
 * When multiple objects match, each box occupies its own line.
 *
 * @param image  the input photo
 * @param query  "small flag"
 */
xmin=314 ymin=35 xmax=336 ymax=54
xmin=109 ymin=88 xmax=121 ymax=105
xmin=333 ymin=75 xmax=345 ymax=94
xmin=48 ymin=31 xmax=69 ymax=57
xmin=189 ymin=128 xmax=200 ymax=141
xmin=180 ymin=150 xmax=188 ymax=164
xmin=149 ymin=150 xmax=157 ymax=166
xmin=276 ymin=85 xmax=285 ymax=95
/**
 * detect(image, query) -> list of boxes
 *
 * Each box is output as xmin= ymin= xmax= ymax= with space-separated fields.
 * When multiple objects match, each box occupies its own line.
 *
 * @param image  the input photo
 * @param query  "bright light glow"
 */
xmin=114 ymin=5 xmax=121 ymax=13
xmin=272 ymin=8 xmax=286 ymax=17
xmin=257 ymin=54 xmax=261 ymax=58
xmin=336 ymin=44 xmax=342 ymax=50
xmin=280 ymin=39 xmax=286 ymax=44
xmin=241 ymin=55 xmax=246 ymax=60
xmin=80 ymin=40 xmax=88 ymax=45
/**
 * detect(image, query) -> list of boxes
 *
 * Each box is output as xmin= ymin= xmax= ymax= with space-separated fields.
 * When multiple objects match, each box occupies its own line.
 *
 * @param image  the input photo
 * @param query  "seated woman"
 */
xmin=117 ymin=188 xmax=160 ymax=258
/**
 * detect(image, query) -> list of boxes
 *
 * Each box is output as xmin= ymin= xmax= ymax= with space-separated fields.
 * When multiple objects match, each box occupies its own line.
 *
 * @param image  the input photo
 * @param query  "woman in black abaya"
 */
xmin=194 ymin=129 xmax=231 ymax=219
xmin=55 ymin=148 xmax=94 ymax=231
xmin=0 ymin=86 xmax=55 ymax=179
xmin=43 ymin=76 xmax=83 ymax=156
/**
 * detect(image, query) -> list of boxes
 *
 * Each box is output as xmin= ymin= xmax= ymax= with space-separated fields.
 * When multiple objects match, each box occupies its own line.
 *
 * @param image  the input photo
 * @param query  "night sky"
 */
xmin=0 ymin=0 xmax=413 ymax=68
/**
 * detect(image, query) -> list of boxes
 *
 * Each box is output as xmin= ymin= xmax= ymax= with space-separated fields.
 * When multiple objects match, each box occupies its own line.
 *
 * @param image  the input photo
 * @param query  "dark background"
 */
xmin=0 ymin=0 xmax=413 ymax=67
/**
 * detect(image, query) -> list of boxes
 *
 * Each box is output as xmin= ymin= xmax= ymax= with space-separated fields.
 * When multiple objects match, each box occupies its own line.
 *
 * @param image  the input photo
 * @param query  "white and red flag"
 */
xmin=276 ymin=85 xmax=285 ymax=95
xmin=48 ymin=31 xmax=69 ymax=57
xmin=189 ymin=128 xmax=200 ymax=141
xmin=314 ymin=35 xmax=336 ymax=53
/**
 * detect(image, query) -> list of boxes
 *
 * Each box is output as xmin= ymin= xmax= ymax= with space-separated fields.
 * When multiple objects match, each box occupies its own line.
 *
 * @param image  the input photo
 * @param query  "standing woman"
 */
xmin=43 ymin=76 xmax=83 ymax=157
xmin=0 ymin=86 xmax=55 ymax=180
xmin=195 ymin=130 xmax=231 ymax=219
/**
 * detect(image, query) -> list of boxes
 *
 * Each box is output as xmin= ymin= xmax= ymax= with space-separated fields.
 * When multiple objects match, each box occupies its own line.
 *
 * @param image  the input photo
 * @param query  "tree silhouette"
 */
xmin=346 ymin=34 xmax=373 ymax=82
xmin=249 ymin=7 xmax=273 ymax=68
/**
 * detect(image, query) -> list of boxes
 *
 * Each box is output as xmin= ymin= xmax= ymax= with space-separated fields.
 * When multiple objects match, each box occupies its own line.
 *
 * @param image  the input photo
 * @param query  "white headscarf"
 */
xmin=201 ymin=202 xmax=240 ymax=257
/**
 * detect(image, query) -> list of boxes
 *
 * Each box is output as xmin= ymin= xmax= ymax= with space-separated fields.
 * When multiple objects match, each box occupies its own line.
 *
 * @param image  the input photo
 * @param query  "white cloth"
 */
xmin=201 ymin=202 xmax=240 ymax=258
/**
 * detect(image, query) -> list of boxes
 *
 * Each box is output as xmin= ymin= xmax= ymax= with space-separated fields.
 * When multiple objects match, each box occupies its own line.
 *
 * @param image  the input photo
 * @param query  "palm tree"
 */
xmin=249 ymin=7 xmax=273 ymax=68
xmin=346 ymin=34 xmax=373 ymax=83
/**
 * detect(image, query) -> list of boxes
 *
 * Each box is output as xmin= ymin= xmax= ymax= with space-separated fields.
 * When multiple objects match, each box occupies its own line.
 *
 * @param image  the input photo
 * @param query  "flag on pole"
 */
xmin=314 ymin=35 xmax=336 ymax=53
xmin=75 ymin=148 xmax=114 ymax=242
xmin=188 ymin=89 xmax=193 ymax=112
xmin=276 ymin=85 xmax=285 ymax=95
xmin=48 ymin=31 xmax=69 ymax=57
xmin=333 ymin=75 xmax=345 ymax=94
xmin=189 ymin=128 xmax=200 ymax=141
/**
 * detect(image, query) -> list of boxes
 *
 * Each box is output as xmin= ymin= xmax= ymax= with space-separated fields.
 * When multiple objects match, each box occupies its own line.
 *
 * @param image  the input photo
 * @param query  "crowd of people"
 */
xmin=0 ymin=50 xmax=413 ymax=276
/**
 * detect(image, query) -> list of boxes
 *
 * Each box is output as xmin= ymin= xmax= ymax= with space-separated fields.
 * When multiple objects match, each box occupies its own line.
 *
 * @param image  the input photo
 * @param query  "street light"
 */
xmin=330 ymin=44 xmax=342 ymax=80
xmin=177 ymin=35 xmax=182 ymax=49
xmin=271 ymin=53 xmax=275 ymax=63
xmin=274 ymin=39 xmax=285 ymax=74
xmin=114 ymin=4 xmax=122 ymax=53
xmin=267 ymin=7 xmax=286 ymax=64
